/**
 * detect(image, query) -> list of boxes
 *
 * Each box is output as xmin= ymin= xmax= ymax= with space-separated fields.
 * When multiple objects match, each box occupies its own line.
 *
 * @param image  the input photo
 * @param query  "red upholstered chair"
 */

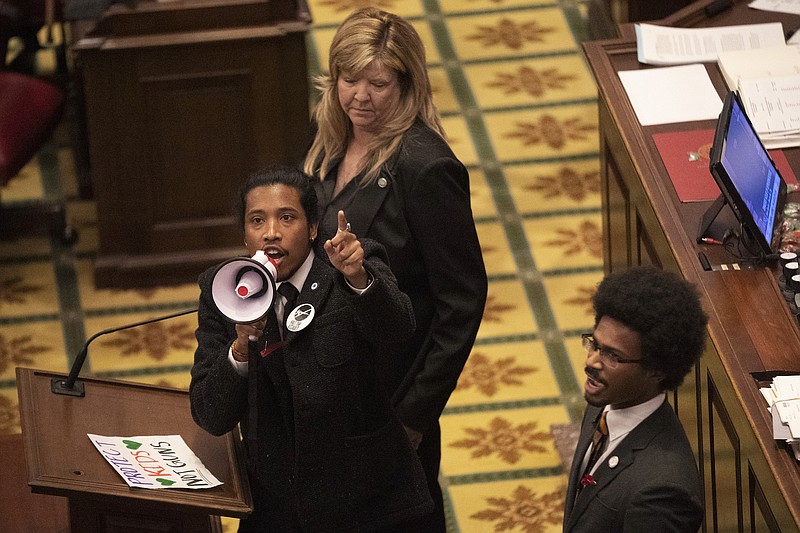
xmin=0 ymin=69 xmax=74 ymax=241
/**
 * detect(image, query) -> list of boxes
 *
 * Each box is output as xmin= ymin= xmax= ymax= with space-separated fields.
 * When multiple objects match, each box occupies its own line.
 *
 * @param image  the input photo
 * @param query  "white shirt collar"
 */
xmin=604 ymin=392 xmax=665 ymax=443
xmin=279 ymin=249 xmax=314 ymax=295
xmin=275 ymin=250 xmax=314 ymax=322
xmin=583 ymin=393 xmax=666 ymax=475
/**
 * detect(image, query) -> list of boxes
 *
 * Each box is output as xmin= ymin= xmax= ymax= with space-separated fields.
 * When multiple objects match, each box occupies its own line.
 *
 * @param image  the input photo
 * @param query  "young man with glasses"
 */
xmin=563 ymin=266 xmax=707 ymax=533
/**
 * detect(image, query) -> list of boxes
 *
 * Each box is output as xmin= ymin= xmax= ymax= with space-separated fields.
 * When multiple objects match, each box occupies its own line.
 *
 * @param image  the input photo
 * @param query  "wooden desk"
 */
xmin=73 ymin=0 xmax=311 ymax=288
xmin=583 ymin=1 xmax=800 ymax=531
xmin=0 ymin=433 xmax=70 ymax=532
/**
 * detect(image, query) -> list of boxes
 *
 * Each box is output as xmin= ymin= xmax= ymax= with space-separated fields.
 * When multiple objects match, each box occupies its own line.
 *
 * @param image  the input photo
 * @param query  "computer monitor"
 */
xmin=702 ymin=90 xmax=786 ymax=256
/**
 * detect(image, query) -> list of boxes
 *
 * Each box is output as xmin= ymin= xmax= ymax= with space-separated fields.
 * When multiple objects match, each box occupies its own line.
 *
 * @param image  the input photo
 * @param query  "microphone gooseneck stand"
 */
xmin=51 ymin=308 xmax=198 ymax=397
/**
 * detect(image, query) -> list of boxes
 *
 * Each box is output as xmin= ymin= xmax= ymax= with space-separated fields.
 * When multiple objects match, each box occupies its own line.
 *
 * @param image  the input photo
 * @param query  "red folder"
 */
xmin=652 ymin=130 xmax=797 ymax=203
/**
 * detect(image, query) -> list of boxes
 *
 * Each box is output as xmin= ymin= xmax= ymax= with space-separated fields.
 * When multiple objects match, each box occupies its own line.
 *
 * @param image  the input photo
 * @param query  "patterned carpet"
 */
xmin=0 ymin=1 xmax=603 ymax=531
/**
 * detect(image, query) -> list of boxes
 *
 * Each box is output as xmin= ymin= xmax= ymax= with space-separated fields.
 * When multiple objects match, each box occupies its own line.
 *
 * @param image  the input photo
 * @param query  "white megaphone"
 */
xmin=210 ymin=250 xmax=278 ymax=323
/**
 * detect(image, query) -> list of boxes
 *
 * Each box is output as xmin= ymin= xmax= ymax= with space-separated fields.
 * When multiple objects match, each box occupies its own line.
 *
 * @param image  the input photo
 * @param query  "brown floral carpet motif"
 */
xmin=482 ymin=293 xmax=519 ymax=323
xmin=469 ymin=484 xmax=566 ymax=533
xmin=456 ymin=352 xmax=538 ymax=398
xmin=449 ymin=416 xmax=552 ymax=464
xmin=486 ymin=65 xmax=579 ymax=99
xmin=0 ymin=394 xmax=20 ymax=433
xmin=98 ymin=322 xmax=196 ymax=361
xmin=562 ymin=285 xmax=597 ymax=316
xmin=504 ymin=114 xmax=598 ymax=150
xmin=467 ymin=17 xmax=557 ymax=49
xmin=0 ymin=333 xmax=51 ymax=374
xmin=544 ymin=219 xmax=603 ymax=258
xmin=0 ymin=1 xmax=604 ymax=532
xmin=524 ymin=166 xmax=600 ymax=202
xmin=0 ymin=275 xmax=45 ymax=307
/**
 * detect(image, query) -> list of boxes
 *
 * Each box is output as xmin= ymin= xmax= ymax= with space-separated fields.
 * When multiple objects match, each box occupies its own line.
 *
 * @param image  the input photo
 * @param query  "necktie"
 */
xmin=577 ymin=411 xmax=608 ymax=495
xmin=586 ymin=411 xmax=608 ymax=471
xmin=277 ymin=283 xmax=298 ymax=336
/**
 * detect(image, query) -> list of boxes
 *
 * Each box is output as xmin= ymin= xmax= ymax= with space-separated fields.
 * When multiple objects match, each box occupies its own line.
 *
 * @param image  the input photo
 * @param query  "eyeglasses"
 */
xmin=581 ymin=334 xmax=642 ymax=369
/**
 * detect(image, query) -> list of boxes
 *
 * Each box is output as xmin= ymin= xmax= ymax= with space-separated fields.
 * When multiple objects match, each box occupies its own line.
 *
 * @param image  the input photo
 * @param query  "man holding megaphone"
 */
xmin=190 ymin=166 xmax=433 ymax=532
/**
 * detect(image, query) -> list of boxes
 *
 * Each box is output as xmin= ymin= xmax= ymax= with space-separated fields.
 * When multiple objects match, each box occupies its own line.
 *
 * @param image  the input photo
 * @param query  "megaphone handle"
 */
xmin=246 ymin=338 xmax=260 ymax=462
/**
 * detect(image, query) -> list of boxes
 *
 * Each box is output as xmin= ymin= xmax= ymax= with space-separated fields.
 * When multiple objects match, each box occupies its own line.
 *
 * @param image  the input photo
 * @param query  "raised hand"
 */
xmin=323 ymin=210 xmax=369 ymax=289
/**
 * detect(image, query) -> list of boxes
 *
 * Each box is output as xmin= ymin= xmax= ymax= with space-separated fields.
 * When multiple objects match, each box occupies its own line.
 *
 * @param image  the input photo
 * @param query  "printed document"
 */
xmin=636 ymin=22 xmax=786 ymax=65
xmin=759 ymin=374 xmax=800 ymax=460
xmin=737 ymin=74 xmax=800 ymax=148
xmin=716 ymin=45 xmax=800 ymax=90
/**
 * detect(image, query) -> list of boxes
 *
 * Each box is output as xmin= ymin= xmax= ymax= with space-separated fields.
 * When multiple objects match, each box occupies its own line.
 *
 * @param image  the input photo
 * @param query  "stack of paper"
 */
xmin=761 ymin=375 xmax=800 ymax=461
xmin=717 ymin=46 xmax=800 ymax=91
xmin=635 ymin=21 xmax=800 ymax=148
xmin=635 ymin=22 xmax=786 ymax=66
xmin=739 ymin=75 xmax=800 ymax=148
xmin=717 ymin=46 xmax=800 ymax=148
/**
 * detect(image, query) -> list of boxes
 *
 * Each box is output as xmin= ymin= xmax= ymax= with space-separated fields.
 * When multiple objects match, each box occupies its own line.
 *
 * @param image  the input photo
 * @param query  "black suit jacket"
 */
xmin=563 ymin=401 xmax=703 ymax=533
xmin=314 ymin=120 xmax=488 ymax=434
xmin=190 ymin=241 xmax=433 ymax=531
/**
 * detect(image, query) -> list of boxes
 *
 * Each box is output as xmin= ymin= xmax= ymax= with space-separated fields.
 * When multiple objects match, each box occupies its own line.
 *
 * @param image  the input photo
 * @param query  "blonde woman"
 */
xmin=304 ymin=8 xmax=487 ymax=531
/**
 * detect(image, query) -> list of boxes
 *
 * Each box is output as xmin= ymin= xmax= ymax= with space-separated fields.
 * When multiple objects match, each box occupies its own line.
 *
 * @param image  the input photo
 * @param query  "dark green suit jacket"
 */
xmin=563 ymin=401 xmax=703 ymax=532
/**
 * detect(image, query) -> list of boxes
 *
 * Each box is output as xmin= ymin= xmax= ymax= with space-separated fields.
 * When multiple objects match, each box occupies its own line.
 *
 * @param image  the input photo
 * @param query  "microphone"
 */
xmin=51 ymin=308 xmax=198 ymax=397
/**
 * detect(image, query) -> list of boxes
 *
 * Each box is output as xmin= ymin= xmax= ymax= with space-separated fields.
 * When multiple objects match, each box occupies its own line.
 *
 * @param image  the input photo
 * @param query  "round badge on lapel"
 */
xmin=377 ymin=177 xmax=388 ymax=188
xmin=286 ymin=303 xmax=315 ymax=332
xmin=608 ymin=456 xmax=619 ymax=468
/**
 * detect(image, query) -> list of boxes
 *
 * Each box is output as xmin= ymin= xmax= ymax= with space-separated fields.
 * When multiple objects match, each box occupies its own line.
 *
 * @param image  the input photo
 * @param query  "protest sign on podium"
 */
xmin=15 ymin=368 xmax=252 ymax=532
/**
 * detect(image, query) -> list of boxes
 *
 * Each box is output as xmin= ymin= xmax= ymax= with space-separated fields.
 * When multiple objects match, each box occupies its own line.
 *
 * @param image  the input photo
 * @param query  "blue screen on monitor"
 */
xmin=721 ymin=96 xmax=782 ymax=247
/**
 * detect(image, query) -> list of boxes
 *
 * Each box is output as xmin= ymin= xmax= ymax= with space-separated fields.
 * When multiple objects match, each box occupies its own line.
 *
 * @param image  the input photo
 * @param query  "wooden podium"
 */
xmin=72 ymin=0 xmax=312 ymax=288
xmin=16 ymin=368 xmax=252 ymax=532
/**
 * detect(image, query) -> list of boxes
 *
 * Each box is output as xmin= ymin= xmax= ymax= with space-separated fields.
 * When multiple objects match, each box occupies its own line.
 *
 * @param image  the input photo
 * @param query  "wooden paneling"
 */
xmin=584 ymin=1 xmax=800 ymax=530
xmin=708 ymin=373 xmax=742 ymax=532
xmin=76 ymin=0 xmax=311 ymax=288
xmin=750 ymin=463 xmax=781 ymax=533
xmin=674 ymin=364 xmax=702 ymax=474
xmin=599 ymin=99 xmax=632 ymax=272
xmin=0 ymin=434 xmax=70 ymax=532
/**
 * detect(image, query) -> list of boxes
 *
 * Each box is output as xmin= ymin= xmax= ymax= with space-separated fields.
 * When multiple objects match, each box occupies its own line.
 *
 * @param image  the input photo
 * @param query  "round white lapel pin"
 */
xmin=286 ymin=303 xmax=315 ymax=332
xmin=608 ymin=456 xmax=619 ymax=468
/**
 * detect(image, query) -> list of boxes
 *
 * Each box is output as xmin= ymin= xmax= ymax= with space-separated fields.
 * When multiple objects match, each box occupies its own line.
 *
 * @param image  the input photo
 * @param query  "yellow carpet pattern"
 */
xmin=0 ymin=1 xmax=603 ymax=531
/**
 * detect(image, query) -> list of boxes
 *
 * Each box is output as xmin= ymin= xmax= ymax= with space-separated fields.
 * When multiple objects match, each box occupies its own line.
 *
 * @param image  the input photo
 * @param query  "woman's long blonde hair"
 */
xmin=303 ymin=7 xmax=444 ymax=186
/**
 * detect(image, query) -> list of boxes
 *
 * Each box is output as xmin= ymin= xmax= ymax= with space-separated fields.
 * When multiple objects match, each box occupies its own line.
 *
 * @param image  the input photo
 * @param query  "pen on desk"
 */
xmin=701 ymin=237 xmax=724 ymax=245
